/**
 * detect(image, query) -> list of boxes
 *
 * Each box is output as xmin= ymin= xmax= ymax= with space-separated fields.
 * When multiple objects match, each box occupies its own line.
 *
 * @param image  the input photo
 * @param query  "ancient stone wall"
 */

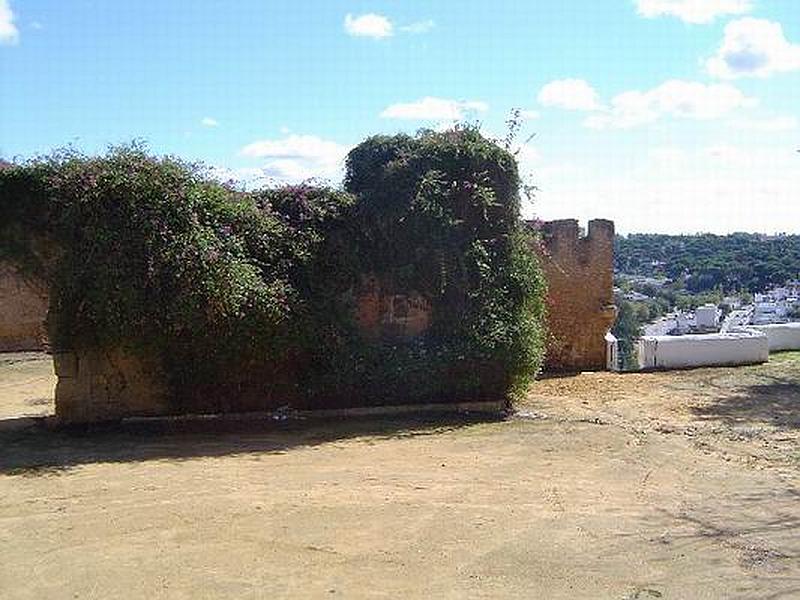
xmin=52 ymin=345 xmax=307 ymax=423
xmin=53 ymin=347 xmax=171 ymax=423
xmin=533 ymin=219 xmax=616 ymax=372
xmin=18 ymin=220 xmax=617 ymax=422
xmin=354 ymin=274 xmax=432 ymax=341
xmin=0 ymin=263 xmax=48 ymax=352
xmin=50 ymin=271 xmax=434 ymax=422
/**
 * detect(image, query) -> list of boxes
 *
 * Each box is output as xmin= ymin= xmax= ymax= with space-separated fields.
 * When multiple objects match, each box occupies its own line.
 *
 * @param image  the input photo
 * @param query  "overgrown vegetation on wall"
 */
xmin=305 ymin=128 xmax=547 ymax=405
xmin=0 ymin=127 xmax=546 ymax=411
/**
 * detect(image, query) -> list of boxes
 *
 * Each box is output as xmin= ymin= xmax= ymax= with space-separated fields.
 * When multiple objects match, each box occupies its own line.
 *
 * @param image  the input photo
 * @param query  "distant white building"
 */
xmin=723 ymin=296 xmax=743 ymax=310
xmin=695 ymin=303 xmax=720 ymax=329
xmin=748 ymin=280 xmax=800 ymax=325
xmin=624 ymin=290 xmax=650 ymax=302
xmin=753 ymin=301 xmax=788 ymax=325
xmin=721 ymin=307 xmax=754 ymax=332
xmin=643 ymin=316 xmax=676 ymax=337
xmin=675 ymin=311 xmax=692 ymax=334
xmin=756 ymin=289 xmax=789 ymax=303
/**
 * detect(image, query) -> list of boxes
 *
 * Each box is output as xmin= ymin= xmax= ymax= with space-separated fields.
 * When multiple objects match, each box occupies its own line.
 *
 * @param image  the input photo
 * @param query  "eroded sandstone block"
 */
xmin=54 ymin=347 xmax=170 ymax=423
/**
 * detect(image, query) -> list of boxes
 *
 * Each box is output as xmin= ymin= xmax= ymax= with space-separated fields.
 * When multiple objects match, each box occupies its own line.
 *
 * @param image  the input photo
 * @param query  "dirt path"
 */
xmin=0 ymin=352 xmax=56 ymax=420
xmin=0 ymin=354 xmax=798 ymax=599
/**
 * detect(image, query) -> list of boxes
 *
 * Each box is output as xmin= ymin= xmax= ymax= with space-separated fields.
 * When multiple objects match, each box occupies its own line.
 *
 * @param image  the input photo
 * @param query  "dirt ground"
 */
xmin=1 ymin=352 xmax=798 ymax=599
xmin=0 ymin=353 xmax=56 ymax=420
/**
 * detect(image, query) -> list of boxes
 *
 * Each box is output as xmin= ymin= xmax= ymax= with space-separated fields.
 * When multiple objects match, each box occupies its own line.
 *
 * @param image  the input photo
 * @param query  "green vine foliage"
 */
xmin=0 ymin=128 xmax=546 ymax=411
xmin=304 ymin=126 xmax=548 ymax=406
xmin=0 ymin=145 xmax=349 ymax=408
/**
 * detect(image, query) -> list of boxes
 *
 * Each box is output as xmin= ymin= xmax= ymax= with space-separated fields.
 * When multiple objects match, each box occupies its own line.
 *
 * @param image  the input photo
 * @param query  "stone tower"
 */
xmin=532 ymin=219 xmax=617 ymax=371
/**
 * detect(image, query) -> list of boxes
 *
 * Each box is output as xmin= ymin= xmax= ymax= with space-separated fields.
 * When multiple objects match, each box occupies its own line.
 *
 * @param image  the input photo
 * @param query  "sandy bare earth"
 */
xmin=0 ymin=352 xmax=56 ymax=420
xmin=0 ymin=352 xmax=798 ymax=599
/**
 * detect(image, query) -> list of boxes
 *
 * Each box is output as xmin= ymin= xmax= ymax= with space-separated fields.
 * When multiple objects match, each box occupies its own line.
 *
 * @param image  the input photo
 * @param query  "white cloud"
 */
xmin=201 ymin=117 xmax=219 ymax=127
xmin=538 ymin=79 xmax=603 ymax=111
xmin=209 ymin=166 xmax=267 ymax=187
xmin=635 ymin=0 xmax=752 ymax=24
xmin=704 ymin=143 xmax=752 ymax=167
xmin=646 ymin=144 xmax=790 ymax=171
xmin=344 ymin=13 xmax=393 ymax=39
xmin=239 ymin=134 xmax=349 ymax=183
xmin=648 ymin=146 xmax=689 ymax=166
xmin=0 ymin=0 xmax=19 ymax=45
xmin=533 ymin=144 xmax=800 ymax=234
xmin=583 ymin=80 xmax=756 ymax=129
xmin=707 ymin=18 xmax=800 ymax=79
xmin=731 ymin=115 xmax=798 ymax=132
xmin=515 ymin=144 xmax=541 ymax=174
xmin=380 ymin=97 xmax=489 ymax=120
xmin=399 ymin=19 xmax=435 ymax=34
xmin=520 ymin=109 xmax=541 ymax=121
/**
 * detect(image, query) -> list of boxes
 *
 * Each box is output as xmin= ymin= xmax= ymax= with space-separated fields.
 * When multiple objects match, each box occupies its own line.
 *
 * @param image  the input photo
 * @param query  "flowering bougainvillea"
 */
xmin=0 ymin=129 xmax=547 ymax=411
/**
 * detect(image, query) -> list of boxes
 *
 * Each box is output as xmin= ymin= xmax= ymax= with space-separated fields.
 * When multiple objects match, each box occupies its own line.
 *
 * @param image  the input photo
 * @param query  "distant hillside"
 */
xmin=615 ymin=233 xmax=800 ymax=293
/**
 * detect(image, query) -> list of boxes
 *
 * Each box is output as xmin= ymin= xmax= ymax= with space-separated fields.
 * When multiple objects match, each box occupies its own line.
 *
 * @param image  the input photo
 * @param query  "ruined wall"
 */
xmin=534 ymin=219 xmax=617 ymax=372
xmin=53 ymin=347 xmax=171 ymax=423
xmin=49 ymin=271 xmax=435 ymax=423
xmin=0 ymin=263 xmax=171 ymax=422
xmin=44 ymin=223 xmax=618 ymax=422
xmin=52 ymin=344 xmax=308 ymax=424
xmin=0 ymin=262 xmax=48 ymax=352
xmin=354 ymin=274 xmax=432 ymax=341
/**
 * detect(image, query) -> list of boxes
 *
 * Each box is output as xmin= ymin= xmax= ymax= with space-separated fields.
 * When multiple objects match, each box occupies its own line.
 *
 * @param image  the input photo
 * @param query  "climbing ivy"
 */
xmin=0 ymin=128 xmax=546 ymax=410
xmin=303 ymin=126 xmax=548 ymax=405
xmin=0 ymin=144 xmax=347 ymax=406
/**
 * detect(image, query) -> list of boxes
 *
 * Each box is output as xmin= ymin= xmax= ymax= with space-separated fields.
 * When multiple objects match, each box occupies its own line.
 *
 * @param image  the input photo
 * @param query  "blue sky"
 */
xmin=1 ymin=1 xmax=799 ymax=233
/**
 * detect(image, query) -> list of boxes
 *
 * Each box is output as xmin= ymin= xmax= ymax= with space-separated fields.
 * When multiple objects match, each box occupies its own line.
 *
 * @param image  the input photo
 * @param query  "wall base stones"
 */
xmin=54 ymin=347 xmax=170 ymax=424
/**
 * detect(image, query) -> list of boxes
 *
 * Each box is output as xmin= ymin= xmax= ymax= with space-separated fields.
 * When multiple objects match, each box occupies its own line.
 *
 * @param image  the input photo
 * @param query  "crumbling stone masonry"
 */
xmin=0 ymin=262 xmax=48 ymax=352
xmin=532 ymin=219 xmax=617 ymax=372
xmin=1 ymin=219 xmax=617 ymax=422
xmin=354 ymin=274 xmax=432 ymax=341
xmin=53 ymin=347 xmax=170 ymax=423
xmin=52 ymin=344 xmax=302 ymax=424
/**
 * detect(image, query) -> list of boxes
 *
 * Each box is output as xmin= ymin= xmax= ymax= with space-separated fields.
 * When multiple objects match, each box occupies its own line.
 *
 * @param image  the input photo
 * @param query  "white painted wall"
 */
xmin=637 ymin=332 xmax=768 ymax=370
xmin=605 ymin=332 xmax=619 ymax=372
xmin=748 ymin=323 xmax=800 ymax=352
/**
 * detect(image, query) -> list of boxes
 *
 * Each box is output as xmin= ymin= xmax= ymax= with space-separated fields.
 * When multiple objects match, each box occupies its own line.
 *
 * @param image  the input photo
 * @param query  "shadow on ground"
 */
xmin=0 ymin=412 xmax=503 ymax=476
xmin=690 ymin=377 xmax=800 ymax=429
xmin=660 ymin=485 xmax=800 ymax=598
xmin=651 ymin=497 xmax=800 ymax=600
